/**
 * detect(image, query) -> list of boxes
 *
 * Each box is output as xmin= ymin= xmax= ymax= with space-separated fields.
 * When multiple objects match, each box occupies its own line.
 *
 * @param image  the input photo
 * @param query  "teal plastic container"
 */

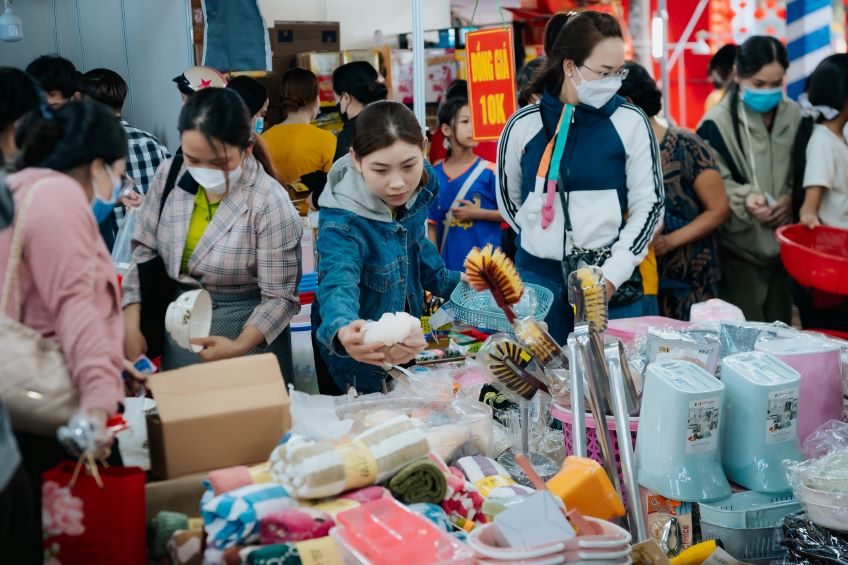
xmin=721 ymin=352 xmax=802 ymax=493
xmin=635 ymin=360 xmax=731 ymax=502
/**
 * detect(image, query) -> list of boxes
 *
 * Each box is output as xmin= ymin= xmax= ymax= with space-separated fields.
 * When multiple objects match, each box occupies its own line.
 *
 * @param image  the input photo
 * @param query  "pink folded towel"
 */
xmin=209 ymin=466 xmax=254 ymax=496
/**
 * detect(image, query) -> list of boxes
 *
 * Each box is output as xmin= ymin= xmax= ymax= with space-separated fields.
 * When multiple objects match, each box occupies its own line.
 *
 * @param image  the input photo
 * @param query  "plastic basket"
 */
xmin=443 ymin=282 xmax=554 ymax=333
xmin=698 ymin=491 xmax=799 ymax=561
xmin=776 ymin=224 xmax=848 ymax=295
xmin=550 ymin=403 xmax=638 ymax=495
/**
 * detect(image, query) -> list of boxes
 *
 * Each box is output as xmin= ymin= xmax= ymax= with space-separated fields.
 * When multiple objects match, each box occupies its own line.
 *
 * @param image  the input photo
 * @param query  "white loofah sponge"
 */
xmin=361 ymin=312 xmax=421 ymax=346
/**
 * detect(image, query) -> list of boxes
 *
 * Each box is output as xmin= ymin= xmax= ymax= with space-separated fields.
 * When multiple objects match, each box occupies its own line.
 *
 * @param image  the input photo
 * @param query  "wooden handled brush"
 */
xmin=463 ymin=244 xmax=524 ymax=324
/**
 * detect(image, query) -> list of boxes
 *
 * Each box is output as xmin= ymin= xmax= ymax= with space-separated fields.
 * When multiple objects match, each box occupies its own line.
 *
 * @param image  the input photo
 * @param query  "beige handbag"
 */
xmin=0 ymin=180 xmax=79 ymax=436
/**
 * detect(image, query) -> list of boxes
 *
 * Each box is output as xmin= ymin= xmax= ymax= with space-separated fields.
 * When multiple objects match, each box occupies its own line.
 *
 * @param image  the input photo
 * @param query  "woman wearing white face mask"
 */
xmin=2 ymin=99 xmax=126 ymax=562
xmin=498 ymin=10 xmax=664 ymax=344
xmin=122 ymin=88 xmax=302 ymax=374
xmin=697 ymin=36 xmax=801 ymax=323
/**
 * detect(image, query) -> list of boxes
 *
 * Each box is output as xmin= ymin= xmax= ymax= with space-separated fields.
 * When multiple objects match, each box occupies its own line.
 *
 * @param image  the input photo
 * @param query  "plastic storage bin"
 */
xmin=698 ymin=491 xmax=799 ymax=562
xmin=331 ymin=499 xmax=474 ymax=565
xmin=721 ymin=352 xmax=802 ymax=492
xmin=635 ymin=360 xmax=731 ymax=502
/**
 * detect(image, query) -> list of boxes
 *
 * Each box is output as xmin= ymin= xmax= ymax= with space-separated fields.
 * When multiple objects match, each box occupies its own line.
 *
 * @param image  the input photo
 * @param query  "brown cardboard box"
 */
xmin=268 ymin=21 xmax=340 ymax=80
xmin=146 ymin=471 xmax=208 ymax=519
xmin=146 ymin=354 xmax=290 ymax=479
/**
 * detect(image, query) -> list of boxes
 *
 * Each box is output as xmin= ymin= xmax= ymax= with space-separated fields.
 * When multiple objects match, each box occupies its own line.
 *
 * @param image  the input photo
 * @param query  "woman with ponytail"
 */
xmin=1 ymin=99 xmax=127 ymax=563
xmin=262 ymin=68 xmax=337 ymax=201
xmin=331 ymin=61 xmax=389 ymax=162
xmin=697 ymin=36 xmax=801 ymax=323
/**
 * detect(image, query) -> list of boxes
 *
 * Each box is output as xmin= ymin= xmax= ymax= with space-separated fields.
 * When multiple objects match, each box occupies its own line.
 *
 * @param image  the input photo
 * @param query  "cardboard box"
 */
xmin=268 ymin=21 xmax=340 ymax=81
xmin=146 ymin=354 xmax=291 ymax=479
xmin=146 ymin=471 xmax=208 ymax=519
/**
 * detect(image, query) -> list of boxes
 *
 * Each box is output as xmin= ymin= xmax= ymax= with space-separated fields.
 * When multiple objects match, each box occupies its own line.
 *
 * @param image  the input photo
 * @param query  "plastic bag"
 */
xmin=689 ymin=298 xmax=745 ymax=324
xmin=645 ymin=326 xmax=721 ymax=376
xmin=111 ymin=208 xmax=136 ymax=270
xmin=780 ymin=510 xmax=848 ymax=564
xmin=786 ymin=420 xmax=848 ymax=534
xmin=718 ymin=320 xmax=796 ymax=358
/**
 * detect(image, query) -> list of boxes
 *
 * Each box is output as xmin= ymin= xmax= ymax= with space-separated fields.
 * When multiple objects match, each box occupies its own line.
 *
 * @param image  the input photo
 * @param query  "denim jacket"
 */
xmin=313 ymin=155 xmax=460 ymax=392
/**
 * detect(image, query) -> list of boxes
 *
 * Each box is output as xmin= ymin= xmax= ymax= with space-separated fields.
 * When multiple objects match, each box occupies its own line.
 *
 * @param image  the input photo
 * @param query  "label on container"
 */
xmin=296 ymin=536 xmax=341 ymax=565
xmin=766 ymin=388 xmax=799 ymax=445
xmin=686 ymin=397 xmax=720 ymax=454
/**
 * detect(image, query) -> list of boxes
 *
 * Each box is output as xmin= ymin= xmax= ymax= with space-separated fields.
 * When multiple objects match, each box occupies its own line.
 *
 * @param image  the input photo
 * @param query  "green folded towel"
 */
xmin=149 ymin=511 xmax=189 ymax=559
xmin=388 ymin=458 xmax=448 ymax=504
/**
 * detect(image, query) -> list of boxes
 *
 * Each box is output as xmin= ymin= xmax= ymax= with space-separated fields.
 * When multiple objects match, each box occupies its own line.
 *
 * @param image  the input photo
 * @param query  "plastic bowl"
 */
xmin=165 ymin=289 xmax=212 ymax=352
xmin=776 ymin=224 xmax=848 ymax=295
xmin=797 ymin=482 xmax=848 ymax=532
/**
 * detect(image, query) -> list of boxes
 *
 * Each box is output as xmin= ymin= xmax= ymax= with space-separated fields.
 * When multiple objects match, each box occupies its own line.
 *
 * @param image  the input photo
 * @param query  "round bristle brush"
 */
xmin=463 ymin=244 xmax=524 ymax=323
xmin=478 ymin=338 xmax=548 ymax=402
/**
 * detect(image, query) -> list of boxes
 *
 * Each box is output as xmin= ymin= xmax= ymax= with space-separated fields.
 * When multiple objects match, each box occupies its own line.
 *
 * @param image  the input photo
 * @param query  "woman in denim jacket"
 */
xmin=313 ymin=101 xmax=461 ymax=394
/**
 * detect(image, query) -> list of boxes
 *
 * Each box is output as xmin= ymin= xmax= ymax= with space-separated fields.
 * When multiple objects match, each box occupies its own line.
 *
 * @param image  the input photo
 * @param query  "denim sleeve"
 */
xmin=419 ymin=236 xmax=461 ymax=298
xmin=316 ymin=219 xmax=365 ymax=352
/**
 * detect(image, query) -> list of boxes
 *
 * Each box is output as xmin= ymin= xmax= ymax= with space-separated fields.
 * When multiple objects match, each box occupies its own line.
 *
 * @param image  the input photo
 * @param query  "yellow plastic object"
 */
xmin=545 ymin=456 xmax=625 ymax=521
xmin=669 ymin=540 xmax=719 ymax=565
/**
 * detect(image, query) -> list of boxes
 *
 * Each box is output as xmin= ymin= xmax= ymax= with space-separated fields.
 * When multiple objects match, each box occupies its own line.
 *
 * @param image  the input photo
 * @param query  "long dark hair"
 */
xmin=178 ymin=87 xmax=278 ymax=182
xmin=727 ymin=36 xmax=789 ymax=152
xmin=16 ymin=99 xmax=127 ymax=172
xmin=791 ymin=54 xmax=848 ymax=220
xmin=524 ymin=11 xmax=622 ymax=102
xmin=353 ymin=100 xmax=428 ymax=185
xmin=0 ymin=68 xmax=43 ymax=133
xmin=437 ymin=96 xmax=469 ymax=158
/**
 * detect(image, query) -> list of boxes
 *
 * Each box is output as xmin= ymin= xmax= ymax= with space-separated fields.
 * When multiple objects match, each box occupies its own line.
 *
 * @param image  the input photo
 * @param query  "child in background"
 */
xmin=314 ymin=101 xmax=462 ymax=394
xmin=427 ymin=96 xmax=502 ymax=270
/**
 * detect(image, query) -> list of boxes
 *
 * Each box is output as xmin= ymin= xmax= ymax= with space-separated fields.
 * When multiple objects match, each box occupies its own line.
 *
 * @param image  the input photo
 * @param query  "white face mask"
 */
xmin=187 ymin=165 xmax=243 ymax=196
xmin=843 ymin=123 xmax=848 ymax=143
xmin=571 ymin=66 xmax=622 ymax=109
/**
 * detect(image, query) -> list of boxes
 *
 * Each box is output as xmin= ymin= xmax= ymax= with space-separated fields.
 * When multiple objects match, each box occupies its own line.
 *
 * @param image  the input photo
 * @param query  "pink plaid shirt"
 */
xmin=122 ymin=155 xmax=302 ymax=343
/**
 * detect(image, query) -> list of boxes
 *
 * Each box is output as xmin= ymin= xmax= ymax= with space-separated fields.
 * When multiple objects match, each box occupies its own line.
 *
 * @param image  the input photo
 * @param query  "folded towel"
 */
xmin=168 ymin=529 xmax=202 ymax=565
xmin=209 ymin=466 xmax=254 ymax=496
xmin=202 ymin=483 xmax=295 ymax=549
xmin=241 ymin=537 xmax=339 ymax=565
xmin=260 ymin=508 xmax=334 ymax=545
xmin=150 ymin=511 xmax=189 ymax=559
xmin=247 ymin=462 xmax=273 ymax=484
xmin=204 ymin=547 xmax=224 ymax=565
xmin=429 ymin=453 xmax=486 ymax=524
xmin=455 ymin=455 xmax=534 ymax=498
xmin=269 ymin=415 xmax=430 ymax=499
xmin=339 ymin=485 xmax=391 ymax=505
xmin=407 ymin=502 xmax=452 ymax=532
xmin=388 ymin=459 xmax=447 ymax=504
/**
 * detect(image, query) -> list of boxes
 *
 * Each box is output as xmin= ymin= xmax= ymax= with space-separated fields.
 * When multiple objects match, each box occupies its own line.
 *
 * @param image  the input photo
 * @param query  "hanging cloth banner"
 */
xmin=786 ymin=0 xmax=833 ymax=100
xmin=201 ymin=0 xmax=272 ymax=72
xmin=465 ymin=27 xmax=519 ymax=141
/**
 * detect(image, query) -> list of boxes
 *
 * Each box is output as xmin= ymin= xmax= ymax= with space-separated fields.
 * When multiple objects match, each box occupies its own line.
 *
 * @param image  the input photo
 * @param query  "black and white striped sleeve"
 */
xmin=496 ymin=106 xmax=540 ymax=233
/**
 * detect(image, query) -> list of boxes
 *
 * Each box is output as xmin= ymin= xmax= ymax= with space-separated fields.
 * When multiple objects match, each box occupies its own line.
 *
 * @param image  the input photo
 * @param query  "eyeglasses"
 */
xmin=581 ymin=64 xmax=629 ymax=80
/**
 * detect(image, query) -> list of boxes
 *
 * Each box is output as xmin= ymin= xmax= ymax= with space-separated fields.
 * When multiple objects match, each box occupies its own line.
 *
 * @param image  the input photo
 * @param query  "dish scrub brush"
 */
xmin=463 ymin=244 xmax=524 ymax=323
xmin=567 ymin=265 xmax=609 ymax=333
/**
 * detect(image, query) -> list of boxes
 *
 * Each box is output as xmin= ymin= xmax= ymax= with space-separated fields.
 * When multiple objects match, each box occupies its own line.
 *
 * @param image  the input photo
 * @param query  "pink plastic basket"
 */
xmin=550 ymin=403 xmax=639 ymax=491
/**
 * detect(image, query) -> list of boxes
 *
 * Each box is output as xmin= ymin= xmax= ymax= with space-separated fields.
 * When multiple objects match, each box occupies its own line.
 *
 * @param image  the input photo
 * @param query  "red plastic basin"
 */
xmin=776 ymin=224 xmax=848 ymax=296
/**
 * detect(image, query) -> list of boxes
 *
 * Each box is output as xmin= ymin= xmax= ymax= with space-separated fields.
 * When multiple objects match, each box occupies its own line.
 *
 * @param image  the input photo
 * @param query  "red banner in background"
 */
xmin=465 ymin=28 xmax=519 ymax=141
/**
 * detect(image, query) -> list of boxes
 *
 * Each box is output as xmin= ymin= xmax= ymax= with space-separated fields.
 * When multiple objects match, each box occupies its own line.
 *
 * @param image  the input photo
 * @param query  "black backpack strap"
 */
xmin=158 ymin=154 xmax=184 ymax=221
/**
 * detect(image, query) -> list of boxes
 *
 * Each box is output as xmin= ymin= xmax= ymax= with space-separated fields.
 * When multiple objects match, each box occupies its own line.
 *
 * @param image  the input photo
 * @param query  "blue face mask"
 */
xmin=741 ymin=86 xmax=783 ymax=113
xmin=91 ymin=164 xmax=122 ymax=223
xmin=254 ymin=117 xmax=265 ymax=134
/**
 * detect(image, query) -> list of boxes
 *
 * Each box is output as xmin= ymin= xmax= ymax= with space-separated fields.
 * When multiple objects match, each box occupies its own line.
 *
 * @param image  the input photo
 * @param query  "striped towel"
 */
xmin=455 ymin=455 xmax=535 ymax=498
xmin=429 ymin=453 xmax=487 ymax=524
xmin=168 ymin=529 xmax=202 ymax=565
xmin=269 ymin=415 xmax=430 ymax=499
xmin=201 ymin=483 xmax=295 ymax=549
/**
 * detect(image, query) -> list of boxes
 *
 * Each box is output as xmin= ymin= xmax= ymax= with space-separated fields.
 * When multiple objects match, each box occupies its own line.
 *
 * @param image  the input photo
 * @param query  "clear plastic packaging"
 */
xmin=718 ymin=320 xmax=796 ymax=358
xmin=476 ymin=334 xmax=547 ymax=402
xmin=645 ymin=327 xmax=721 ymax=376
xmin=786 ymin=420 xmax=848 ymax=533
xmin=780 ymin=510 xmax=848 ymax=564
xmin=513 ymin=317 xmax=568 ymax=372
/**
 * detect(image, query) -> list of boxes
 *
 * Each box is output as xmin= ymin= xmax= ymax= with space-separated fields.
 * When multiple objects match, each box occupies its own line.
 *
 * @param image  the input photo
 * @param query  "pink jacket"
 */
xmin=0 ymin=168 xmax=123 ymax=415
